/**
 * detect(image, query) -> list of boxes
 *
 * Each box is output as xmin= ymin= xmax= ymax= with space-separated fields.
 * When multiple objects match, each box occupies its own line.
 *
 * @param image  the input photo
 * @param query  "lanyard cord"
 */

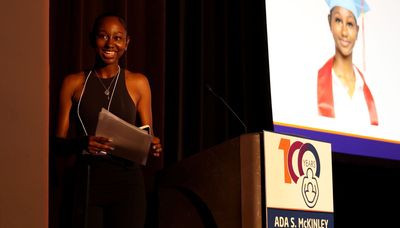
xmin=77 ymin=71 xmax=91 ymax=136
xmin=76 ymin=66 xmax=121 ymax=136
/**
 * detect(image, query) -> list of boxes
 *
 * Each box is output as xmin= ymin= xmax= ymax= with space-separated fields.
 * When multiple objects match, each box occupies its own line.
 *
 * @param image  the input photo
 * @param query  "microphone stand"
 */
xmin=205 ymin=84 xmax=248 ymax=134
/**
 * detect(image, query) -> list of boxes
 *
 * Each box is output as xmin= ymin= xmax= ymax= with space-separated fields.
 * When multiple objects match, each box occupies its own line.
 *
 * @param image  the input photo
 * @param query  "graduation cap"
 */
xmin=325 ymin=0 xmax=370 ymax=18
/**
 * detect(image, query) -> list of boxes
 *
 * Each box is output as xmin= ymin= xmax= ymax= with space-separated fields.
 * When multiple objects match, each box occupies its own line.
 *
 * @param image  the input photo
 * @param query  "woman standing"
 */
xmin=55 ymin=13 xmax=162 ymax=228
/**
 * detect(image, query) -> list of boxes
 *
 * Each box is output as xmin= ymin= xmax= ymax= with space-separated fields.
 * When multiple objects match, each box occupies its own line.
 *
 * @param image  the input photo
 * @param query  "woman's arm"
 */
xmin=56 ymin=74 xmax=78 ymax=138
xmin=126 ymin=71 xmax=162 ymax=156
xmin=52 ymin=73 xmax=88 ymax=154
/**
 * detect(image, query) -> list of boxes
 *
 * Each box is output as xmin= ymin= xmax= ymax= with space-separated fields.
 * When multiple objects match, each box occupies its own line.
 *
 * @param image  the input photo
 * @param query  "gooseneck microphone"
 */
xmin=205 ymin=84 xmax=248 ymax=134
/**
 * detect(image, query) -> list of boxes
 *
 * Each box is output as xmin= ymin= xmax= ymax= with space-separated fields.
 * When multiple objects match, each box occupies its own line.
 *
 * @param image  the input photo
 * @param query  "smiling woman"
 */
xmin=90 ymin=15 xmax=130 ymax=66
xmin=317 ymin=0 xmax=378 ymax=126
xmin=54 ymin=13 xmax=162 ymax=228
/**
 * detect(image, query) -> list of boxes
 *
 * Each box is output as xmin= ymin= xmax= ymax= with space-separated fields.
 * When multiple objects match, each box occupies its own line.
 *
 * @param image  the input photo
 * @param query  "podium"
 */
xmin=157 ymin=131 xmax=334 ymax=228
xmin=157 ymin=133 xmax=263 ymax=228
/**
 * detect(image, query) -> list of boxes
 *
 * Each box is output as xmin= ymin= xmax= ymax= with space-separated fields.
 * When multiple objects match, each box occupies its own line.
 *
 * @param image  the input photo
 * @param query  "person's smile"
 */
xmin=102 ymin=50 xmax=118 ymax=59
xmin=338 ymin=38 xmax=351 ymax=48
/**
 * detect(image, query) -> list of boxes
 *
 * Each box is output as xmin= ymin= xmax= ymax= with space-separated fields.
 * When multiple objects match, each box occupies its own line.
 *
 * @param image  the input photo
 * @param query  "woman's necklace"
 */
xmin=94 ymin=66 xmax=121 ymax=99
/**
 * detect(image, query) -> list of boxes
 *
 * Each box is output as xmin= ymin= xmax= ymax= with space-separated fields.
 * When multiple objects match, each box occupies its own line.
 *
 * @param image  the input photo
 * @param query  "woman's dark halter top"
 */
xmin=77 ymin=67 xmax=137 ymax=136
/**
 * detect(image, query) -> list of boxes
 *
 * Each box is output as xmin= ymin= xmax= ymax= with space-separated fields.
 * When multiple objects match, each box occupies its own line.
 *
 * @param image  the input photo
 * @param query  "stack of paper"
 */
xmin=95 ymin=108 xmax=153 ymax=165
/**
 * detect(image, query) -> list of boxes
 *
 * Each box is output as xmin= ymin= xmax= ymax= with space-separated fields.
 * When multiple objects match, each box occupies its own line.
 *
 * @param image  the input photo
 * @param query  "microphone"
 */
xmin=205 ymin=84 xmax=248 ymax=134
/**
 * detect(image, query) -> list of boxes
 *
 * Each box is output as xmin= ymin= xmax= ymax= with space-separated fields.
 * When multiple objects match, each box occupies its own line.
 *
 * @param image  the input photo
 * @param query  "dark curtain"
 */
xmin=164 ymin=0 xmax=273 ymax=165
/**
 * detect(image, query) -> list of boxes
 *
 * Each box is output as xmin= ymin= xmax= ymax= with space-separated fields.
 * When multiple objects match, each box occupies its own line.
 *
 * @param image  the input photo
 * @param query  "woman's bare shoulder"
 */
xmin=62 ymin=71 xmax=86 ymax=86
xmin=125 ymin=69 xmax=149 ymax=86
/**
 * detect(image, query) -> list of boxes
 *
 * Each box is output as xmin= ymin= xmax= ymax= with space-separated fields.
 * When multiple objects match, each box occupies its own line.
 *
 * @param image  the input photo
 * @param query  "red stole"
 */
xmin=317 ymin=57 xmax=378 ymax=126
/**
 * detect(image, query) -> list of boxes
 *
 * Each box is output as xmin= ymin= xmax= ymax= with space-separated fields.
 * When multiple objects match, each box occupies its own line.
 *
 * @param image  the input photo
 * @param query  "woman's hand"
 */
xmin=151 ymin=136 xmax=162 ymax=157
xmin=87 ymin=136 xmax=114 ymax=155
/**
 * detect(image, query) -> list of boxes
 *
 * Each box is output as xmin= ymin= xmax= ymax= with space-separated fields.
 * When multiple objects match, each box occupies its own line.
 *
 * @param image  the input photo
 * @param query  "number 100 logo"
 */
xmin=279 ymin=138 xmax=321 ymax=208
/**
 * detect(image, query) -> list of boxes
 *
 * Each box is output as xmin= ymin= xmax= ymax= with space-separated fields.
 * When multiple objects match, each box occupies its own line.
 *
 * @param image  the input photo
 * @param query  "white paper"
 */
xmin=95 ymin=108 xmax=153 ymax=165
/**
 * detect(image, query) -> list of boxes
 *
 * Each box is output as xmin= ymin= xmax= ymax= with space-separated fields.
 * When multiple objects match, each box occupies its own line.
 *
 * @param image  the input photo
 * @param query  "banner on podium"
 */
xmin=263 ymin=131 xmax=334 ymax=228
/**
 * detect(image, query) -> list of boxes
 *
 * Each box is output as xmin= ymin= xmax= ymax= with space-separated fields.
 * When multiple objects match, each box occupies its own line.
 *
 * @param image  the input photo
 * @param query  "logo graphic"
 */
xmin=301 ymin=167 xmax=319 ymax=208
xmin=279 ymin=138 xmax=321 ymax=208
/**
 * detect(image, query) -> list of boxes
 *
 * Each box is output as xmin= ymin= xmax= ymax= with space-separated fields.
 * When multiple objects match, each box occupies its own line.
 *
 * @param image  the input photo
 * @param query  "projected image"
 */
xmin=317 ymin=0 xmax=378 ymax=127
xmin=265 ymin=0 xmax=400 ymax=159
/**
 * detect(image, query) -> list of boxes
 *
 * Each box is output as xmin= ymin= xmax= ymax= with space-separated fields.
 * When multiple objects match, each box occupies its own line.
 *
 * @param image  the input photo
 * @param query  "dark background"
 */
xmin=49 ymin=0 xmax=400 ymax=227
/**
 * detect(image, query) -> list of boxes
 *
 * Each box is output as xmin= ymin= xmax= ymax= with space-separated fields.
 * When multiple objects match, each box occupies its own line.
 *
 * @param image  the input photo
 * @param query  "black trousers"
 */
xmin=72 ymin=156 xmax=147 ymax=228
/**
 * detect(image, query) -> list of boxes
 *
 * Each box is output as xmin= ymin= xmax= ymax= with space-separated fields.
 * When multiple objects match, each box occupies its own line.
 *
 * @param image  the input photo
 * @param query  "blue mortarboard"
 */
xmin=325 ymin=0 xmax=370 ymax=18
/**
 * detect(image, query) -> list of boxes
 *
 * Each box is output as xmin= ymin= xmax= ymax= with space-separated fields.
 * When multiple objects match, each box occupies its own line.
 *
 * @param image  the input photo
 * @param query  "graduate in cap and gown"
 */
xmin=318 ymin=0 xmax=378 ymax=126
